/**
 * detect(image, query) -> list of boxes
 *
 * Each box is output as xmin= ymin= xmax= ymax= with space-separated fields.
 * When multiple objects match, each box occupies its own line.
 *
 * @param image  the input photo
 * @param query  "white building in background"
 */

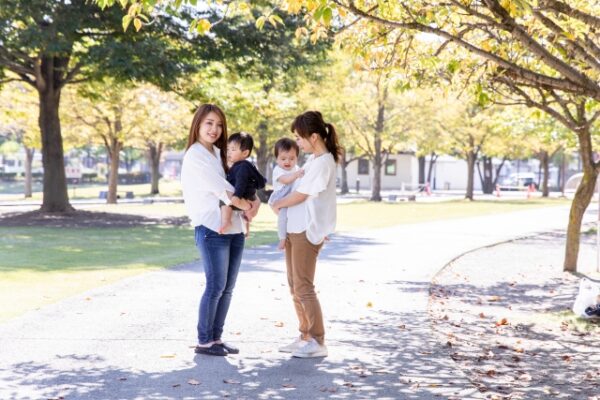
xmin=343 ymin=152 xmax=419 ymax=191
xmin=338 ymin=152 xmax=562 ymax=192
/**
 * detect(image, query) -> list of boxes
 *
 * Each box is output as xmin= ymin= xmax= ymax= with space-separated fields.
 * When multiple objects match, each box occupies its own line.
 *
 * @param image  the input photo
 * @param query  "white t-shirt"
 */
xmin=181 ymin=143 xmax=244 ymax=234
xmin=287 ymin=153 xmax=337 ymax=245
xmin=272 ymin=165 xmax=300 ymax=191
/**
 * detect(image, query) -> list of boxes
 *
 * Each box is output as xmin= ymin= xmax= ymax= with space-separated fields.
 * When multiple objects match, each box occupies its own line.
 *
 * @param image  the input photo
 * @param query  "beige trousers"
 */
xmin=285 ymin=232 xmax=325 ymax=344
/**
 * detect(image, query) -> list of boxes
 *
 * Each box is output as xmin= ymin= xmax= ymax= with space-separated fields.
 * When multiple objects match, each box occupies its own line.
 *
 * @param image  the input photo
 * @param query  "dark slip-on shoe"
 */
xmin=194 ymin=343 xmax=227 ymax=356
xmin=217 ymin=342 xmax=239 ymax=354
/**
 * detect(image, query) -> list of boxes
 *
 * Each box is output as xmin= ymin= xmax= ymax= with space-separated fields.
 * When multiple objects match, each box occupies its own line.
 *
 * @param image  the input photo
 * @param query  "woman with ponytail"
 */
xmin=181 ymin=104 xmax=259 ymax=357
xmin=271 ymin=111 xmax=342 ymax=358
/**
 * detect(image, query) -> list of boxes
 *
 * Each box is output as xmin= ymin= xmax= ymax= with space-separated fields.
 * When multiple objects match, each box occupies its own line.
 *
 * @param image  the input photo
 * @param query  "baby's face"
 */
xmin=227 ymin=142 xmax=249 ymax=164
xmin=276 ymin=150 xmax=298 ymax=171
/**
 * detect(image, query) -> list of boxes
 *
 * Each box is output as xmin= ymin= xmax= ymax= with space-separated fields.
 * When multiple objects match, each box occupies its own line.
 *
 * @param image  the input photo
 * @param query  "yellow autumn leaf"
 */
xmin=196 ymin=19 xmax=211 ymax=34
xmin=133 ymin=18 xmax=142 ymax=32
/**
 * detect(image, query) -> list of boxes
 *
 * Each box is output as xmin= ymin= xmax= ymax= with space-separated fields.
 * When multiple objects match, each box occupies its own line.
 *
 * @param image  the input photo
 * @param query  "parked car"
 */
xmin=501 ymin=173 xmax=538 ymax=190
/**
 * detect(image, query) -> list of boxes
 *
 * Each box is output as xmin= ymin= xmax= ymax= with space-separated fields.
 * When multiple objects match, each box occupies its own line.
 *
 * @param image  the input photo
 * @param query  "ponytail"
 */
xmin=291 ymin=111 xmax=342 ymax=163
xmin=324 ymin=123 xmax=342 ymax=163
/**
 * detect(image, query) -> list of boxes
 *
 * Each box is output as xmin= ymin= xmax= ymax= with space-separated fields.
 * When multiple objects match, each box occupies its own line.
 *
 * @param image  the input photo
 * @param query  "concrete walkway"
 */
xmin=0 ymin=205 xmax=593 ymax=400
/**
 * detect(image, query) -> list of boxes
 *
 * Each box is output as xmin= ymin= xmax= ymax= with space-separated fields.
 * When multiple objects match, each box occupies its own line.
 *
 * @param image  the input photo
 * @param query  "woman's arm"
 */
xmin=272 ymin=191 xmax=309 ymax=212
xmin=229 ymin=194 xmax=251 ymax=211
xmin=243 ymin=197 xmax=261 ymax=221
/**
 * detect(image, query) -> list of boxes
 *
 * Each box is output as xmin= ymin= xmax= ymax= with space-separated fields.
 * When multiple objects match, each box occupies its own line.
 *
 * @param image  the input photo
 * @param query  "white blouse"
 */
xmin=286 ymin=153 xmax=337 ymax=245
xmin=181 ymin=143 xmax=244 ymax=234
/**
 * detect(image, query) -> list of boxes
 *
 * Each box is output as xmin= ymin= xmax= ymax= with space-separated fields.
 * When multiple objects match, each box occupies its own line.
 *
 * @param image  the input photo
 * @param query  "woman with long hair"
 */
xmin=181 ymin=104 xmax=259 ymax=356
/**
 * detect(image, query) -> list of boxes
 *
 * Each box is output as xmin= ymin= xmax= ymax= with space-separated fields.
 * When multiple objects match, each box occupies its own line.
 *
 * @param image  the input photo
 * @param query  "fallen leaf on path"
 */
xmin=274 ymin=322 xmax=284 ymax=327
xmin=495 ymin=318 xmax=508 ymax=326
xmin=160 ymin=354 xmax=176 ymax=358
xmin=366 ymin=301 xmax=373 ymax=308
xmin=518 ymin=373 xmax=532 ymax=381
xmin=172 ymin=384 xmax=181 ymax=388
xmin=117 ymin=377 xmax=127 ymax=381
xmin=562 ymin=355 xmax=572 ymax=363
xmin=223 ymin=379 xmax=240 ymax=384
xmin=488 ymin=296 xmax=501 ymax=302
xmin=187 ymin=379 xmax=201 ymax=385
xmin=282 ymin=383 xmax=296 ymax=388
xmin=374 ymin=369 xmax=391 ymax=374
xmin=479 ymin=312 xmax=485 ymax=318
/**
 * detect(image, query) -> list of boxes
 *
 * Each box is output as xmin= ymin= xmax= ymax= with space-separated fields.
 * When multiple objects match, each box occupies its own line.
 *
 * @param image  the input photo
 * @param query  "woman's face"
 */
xmin=198 ymin=111 xmax=223 ymax=149
xmin=295 ymin=131 xmax=314 ymax=154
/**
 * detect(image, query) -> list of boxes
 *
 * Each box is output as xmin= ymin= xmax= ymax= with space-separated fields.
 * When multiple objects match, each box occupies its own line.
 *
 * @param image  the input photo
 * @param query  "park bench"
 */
xmin=387 ymin=194 xmax=416 ymax=202
xmin=98 ymin=190 xmax=134 ymax=199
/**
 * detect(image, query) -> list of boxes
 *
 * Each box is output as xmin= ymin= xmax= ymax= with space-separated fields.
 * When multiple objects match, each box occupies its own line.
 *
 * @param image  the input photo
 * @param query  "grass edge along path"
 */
xmin=0 ymin=198 xmax=569 ymax=322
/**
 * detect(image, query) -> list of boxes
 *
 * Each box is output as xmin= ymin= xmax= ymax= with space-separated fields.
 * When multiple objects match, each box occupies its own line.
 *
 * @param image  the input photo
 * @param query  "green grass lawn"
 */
xmin=0 ymin=179 xmax=182 ymax=201
xmin=0 ymin=198 xmax=570 ymax=322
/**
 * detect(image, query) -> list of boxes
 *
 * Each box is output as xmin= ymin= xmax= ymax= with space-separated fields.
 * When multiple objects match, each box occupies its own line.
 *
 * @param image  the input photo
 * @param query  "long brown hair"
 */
xmin=187 ymin=104 xmax=228 ymax=172
xmin=291 ymin=111 xmax=342 ymax=163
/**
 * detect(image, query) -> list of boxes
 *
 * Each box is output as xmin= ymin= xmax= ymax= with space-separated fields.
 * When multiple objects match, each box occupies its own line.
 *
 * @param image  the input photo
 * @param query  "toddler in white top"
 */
xmin=268 ymin=138 xmax=304 ymax=250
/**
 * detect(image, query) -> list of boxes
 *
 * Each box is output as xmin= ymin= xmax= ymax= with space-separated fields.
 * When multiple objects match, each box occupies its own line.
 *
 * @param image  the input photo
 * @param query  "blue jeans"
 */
xmin=194 ymin=225 xmax=245 ymax=344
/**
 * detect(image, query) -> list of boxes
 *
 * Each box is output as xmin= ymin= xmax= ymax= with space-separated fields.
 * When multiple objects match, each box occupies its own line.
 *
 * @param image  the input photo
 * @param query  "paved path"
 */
xmin=0 ymin=205 xmax=593 ymax=400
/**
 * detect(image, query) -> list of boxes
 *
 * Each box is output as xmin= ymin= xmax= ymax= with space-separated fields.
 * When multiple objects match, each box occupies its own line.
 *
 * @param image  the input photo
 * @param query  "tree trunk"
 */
xmin=564 ymin=129 xmax=597 ymax=272
xmin=255 ymin=121 xmax=269 ymax=177
xmin=492 ymin=158 xmax=507 ymax=187
xmin=123 ymin=149 xmax=134 ymax=172
xmin=371 ymin=103 xmax=384 ymax=202
xmin=24 ymin=147 xmax=34 ymax=198
xmin=541 ymin=150 xmax=550 ymax=197
xmin=38 ymin=80 xmax=72 ymax=212
xmin=480 ymin=156 xmax=494 ymax=194
xmin=418 ymin=155 xmax=426 ymax=184
xmin=560 ymin=153 xmax=568 ymax=195
xmin=426 ymin=152 xmax=437 ymax=184
xmin=148 ymin=142 xmax=163 ymax=195
xmin=340 ymin=148 xmax=349 ymax=194
xmin=106 ymin=136 xmax=123 ymax=204
xmin=466 ymin=150 xmax=476 ymax=200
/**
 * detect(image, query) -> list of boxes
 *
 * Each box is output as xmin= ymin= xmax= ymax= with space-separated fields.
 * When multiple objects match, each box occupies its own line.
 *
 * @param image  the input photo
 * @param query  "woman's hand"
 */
xmin=244 ymin=198 xmax=261 ymax=221
xmin=270 ymin=201 xmax=280 ymax=215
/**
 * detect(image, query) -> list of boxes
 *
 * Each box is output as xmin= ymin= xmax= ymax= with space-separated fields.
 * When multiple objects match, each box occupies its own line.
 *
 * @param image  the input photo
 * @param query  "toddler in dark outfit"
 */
xmin=220 ymin=132 xmax=266 ymax=234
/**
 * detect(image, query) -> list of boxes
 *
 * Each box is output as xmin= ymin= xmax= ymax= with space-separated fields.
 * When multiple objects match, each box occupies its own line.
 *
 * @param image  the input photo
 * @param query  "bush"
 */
xmin=117 ymin=172 xmax=151 ymax=184
xmin=0 ymin=172 xmax=18 ymax=181
xmin=82 ymin=172 xmax=98 ymax=183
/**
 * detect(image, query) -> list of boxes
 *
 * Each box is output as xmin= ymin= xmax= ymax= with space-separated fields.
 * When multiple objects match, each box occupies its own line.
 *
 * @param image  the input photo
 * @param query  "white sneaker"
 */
xmin=292 ymin=338 xmax=328 ymax=358
xmin=278 ymin=337 xmax=308 ymax=353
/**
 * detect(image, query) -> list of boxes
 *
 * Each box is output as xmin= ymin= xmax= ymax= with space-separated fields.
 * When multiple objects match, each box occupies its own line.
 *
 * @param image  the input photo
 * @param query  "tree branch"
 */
xmin=539 ymin=0 xmax=600 ymax=30
xmin=338 ymin=0 xmax=599 ymax=98
xmin=483 ymin=0 xmax=598 ymax=90
xmin=533 ymin=10 xmax=600 ymax=73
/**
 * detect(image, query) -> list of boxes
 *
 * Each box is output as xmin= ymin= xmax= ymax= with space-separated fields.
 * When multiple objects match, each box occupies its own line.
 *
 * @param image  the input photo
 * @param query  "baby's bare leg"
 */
xmin=219 ymin=205 xmax=233 ymax=234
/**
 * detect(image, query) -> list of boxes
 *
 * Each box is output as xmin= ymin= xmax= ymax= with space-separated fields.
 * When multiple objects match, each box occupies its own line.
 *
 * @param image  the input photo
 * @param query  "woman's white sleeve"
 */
xmin=296 ymin=160 xmax=330 ymax=196
xmin=185 ymin=155 xmax=233 ymax=205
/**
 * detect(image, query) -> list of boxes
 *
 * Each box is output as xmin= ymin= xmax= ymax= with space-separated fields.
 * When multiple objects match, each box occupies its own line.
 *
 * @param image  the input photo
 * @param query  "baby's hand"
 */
xmin=295 ymin=169 xmax=305 ymax=179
